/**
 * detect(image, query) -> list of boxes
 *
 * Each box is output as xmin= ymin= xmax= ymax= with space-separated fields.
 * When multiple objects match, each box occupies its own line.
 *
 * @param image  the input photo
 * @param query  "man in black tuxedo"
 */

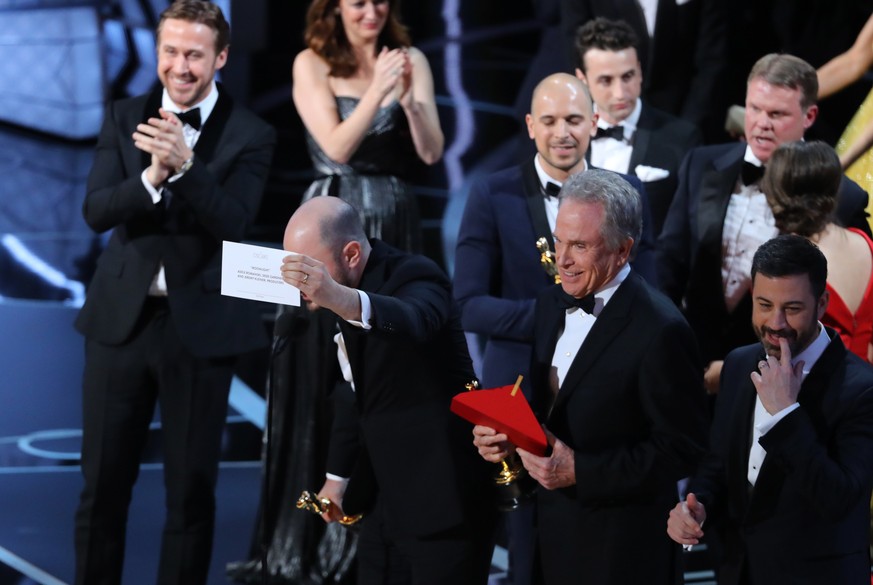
xmin=73 ymin=2 xmax=275 ymax=583
xmin=281 ymin=196 xmax=495 ymax=585
xmin=561 ymin=0 xmax=728 ymax=141
xmin=454 ymin=71 xmax=656 ymax=585
xmin=473 ymin=170 xmax=707 ymax=585
xmin=575 ymin=17 xmax=701 ymax=237
xmin=658 ymin=53 xmax=871 ymax=395
xmin=668 ymin=234 xmax=873 ymax=584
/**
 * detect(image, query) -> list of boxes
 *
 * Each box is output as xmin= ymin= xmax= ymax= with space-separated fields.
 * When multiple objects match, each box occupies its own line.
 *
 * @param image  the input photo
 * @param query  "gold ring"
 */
xmin=302 ymin=273 xmax=309 ymax=284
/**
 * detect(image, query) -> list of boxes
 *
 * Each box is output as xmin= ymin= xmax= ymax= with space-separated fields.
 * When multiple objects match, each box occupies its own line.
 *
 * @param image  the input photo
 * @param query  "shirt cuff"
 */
xmin=325 ymin=473 xmax=350 ymax=484
xmin=756 ymin=402 xmax=800 ymax=435
xmin=141 ymin=169 xmax=163 ymax=205
xmin=345 ymin=290 xmax=372 ymax=330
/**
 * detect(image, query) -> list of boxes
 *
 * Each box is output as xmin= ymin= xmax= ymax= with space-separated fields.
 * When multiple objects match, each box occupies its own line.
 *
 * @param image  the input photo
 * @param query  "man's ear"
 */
xmin=343 ymin=241 xmax=362 ymax=269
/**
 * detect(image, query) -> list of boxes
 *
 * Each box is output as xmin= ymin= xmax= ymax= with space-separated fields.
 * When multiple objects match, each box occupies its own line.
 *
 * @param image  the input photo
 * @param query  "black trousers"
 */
xmin=356 ymin=496 xmax=494 ymax=585
xmin=74 ymin=299 xmax=235 ymax=585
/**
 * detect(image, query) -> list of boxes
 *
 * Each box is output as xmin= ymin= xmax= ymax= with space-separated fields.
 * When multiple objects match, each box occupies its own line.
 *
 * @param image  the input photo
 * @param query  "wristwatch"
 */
xmin=177 ymin=156 xmax=194 ymax=175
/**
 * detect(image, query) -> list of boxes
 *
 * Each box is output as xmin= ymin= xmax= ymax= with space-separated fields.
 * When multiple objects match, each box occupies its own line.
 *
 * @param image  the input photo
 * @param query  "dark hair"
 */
xmin=559 ymin=169 xmax=642 ymax=250
xmin=748 ymin=53 xmax=818 ymax=110
xmin=304 ymin=0 xmax=411 ymax=78
xmin=157 ymin=0 xmax=230 ymax=53
xmin=574 ymin=17 xmax=639 ymax=72
xmin=762 ymin=141 xmax=841 ymax=237
xmin=752 ymin=234 xmax=828 ymax=299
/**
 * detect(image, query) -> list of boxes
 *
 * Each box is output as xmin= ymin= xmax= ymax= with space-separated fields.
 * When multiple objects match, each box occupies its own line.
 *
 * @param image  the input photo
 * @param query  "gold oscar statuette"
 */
xmin=296 ymin=490 xmax=363 ymax=526
xmin=469 ymin=376 xmax=537 ymax=511
xmin=537 ymin=237 xmax=560 ymax=283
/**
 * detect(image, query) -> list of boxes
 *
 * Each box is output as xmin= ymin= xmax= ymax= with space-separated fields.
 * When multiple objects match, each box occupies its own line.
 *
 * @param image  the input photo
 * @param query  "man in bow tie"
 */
xmin=667 ymin=234 xmax=873 ymax=584
xmin=73 ymin=1 xmax=275 ymax=583
xmin=575 ymin=17 xmax=702 ymax=237
xmin=453 ymin=71 xmax=656 ymax=585
xmin=473 ymin=169 xmax=707 ymax=585
xmin=657 ymin=53 xmax=870 ymax=395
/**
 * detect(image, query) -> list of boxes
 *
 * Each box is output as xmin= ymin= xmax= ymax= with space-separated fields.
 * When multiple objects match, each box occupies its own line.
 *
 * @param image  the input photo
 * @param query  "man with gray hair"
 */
xmin=474 ymin=170 xmax=707 ymax=584
xmin=657 ymin=53 xmax=870 ymax=395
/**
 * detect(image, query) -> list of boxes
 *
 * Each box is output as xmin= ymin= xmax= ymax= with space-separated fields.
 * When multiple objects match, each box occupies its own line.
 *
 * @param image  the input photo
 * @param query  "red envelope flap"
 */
xmin=451 ymin=384 xmax=547 ymax=456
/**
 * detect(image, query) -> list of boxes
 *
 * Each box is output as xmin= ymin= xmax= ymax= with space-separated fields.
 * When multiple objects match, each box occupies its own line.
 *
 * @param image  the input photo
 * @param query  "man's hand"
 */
xmin=751 ymin=337 xmax=803 ymax=414
xmin=704 ymin=360 xmax=723 ymax=395
xmin=316 ymin=478 xmax=348 ymax=524
xmin=281 ymin=252 xmax=360 ymax=320
xmin=667 ymin=492 xmax=707 ymax=545
xmin=516 ymin=427 xmax=575 ymax=490
xmin=132 ymin=108 xmax=194 ymax=186
xmin=472 ymin=425 xmax=513 ymax=463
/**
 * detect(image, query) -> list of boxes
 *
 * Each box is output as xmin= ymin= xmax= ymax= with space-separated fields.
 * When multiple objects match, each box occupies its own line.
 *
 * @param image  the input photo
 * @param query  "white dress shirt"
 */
xmin=747 ymin=324 xmax=830 ymax=486
xmin=721 ymin=146 xmax=778 ymax=312
xmin=550 ymin=264 xmax=631 ymax=396
xmin=590 ymin=99 xmax=641 ymax=175
xmin=534 ymin=154 xmax=588 ymax=233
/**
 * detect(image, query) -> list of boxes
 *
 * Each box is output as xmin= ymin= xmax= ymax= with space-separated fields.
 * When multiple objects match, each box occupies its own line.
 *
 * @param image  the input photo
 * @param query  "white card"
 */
xmin=221 ymin=241 xmax=300 ymax=306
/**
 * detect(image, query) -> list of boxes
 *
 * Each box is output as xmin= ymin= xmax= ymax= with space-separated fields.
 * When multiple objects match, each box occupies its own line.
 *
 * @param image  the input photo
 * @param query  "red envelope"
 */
xmin=451 ymin=384 xmax=548 ymax=456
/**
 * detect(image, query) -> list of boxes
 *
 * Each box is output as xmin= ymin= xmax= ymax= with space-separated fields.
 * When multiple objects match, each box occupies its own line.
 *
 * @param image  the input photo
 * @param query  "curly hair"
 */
xmin=574 ymin=17 xmax=640 ymax=72
xmin=304 ymin=0 xmax=410 ymax=78
xmin=761 ymin=141 xmax=841 ymax=238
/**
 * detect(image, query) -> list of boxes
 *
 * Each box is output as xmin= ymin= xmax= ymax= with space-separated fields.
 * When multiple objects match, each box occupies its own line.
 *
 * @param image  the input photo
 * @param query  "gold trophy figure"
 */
xmin=466 ymin=377 xmax=537 ymax=511
xmin=537 ymin=237 xmax=560 ymax=283
xmin=296 ymin=490 xmax=363 ymax=526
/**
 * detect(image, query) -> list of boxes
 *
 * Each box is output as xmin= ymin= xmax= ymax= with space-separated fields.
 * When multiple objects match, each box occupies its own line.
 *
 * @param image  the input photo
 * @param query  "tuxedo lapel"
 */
xmin=522 ymin=159 xmax=554 ymax=250
xmin=193 ymin=84 xmax=233 ymax=164
xmin=628 ymin=107 xmax=653 ymax=173
xmin=549 ymin=274 xmax=638 ymax=416
xmin=726 ymin=362 xmax=759 ymax=519
xmin=696 ymin=147 xmax=743 ymax=255
xmin=139 ymin=86 xmax=164 ymax=171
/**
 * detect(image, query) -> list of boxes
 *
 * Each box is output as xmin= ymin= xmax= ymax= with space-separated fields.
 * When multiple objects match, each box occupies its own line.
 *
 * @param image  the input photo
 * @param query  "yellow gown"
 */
xmin=836 ymin=86 xmax=873 ymax=232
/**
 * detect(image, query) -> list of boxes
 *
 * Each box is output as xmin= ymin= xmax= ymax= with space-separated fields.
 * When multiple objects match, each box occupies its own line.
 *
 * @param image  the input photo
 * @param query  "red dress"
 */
xmin=822 ymin=228 xmax=873 ymax=362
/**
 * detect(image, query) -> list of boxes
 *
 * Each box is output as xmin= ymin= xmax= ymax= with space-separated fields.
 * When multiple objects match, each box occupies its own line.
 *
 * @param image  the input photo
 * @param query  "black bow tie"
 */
xmin=741 ymin=161 xmax=764 ymax=186
xmin=175 ymin=108 xmax=201 ymax=130
xmin=543 ymin=181 xmax=561 ymax=198
xmin=594 ymin=125 xmax=625 ymax=141
xmin=559 ymin=291 xmax=596 ymax=314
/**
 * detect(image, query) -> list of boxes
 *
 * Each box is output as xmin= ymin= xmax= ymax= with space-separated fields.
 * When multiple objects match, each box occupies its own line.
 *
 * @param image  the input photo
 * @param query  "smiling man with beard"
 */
xmin=657 ymin=53 xmax=871 ymax=395
xmin=668 ymin=234 xmax=873 ymax=585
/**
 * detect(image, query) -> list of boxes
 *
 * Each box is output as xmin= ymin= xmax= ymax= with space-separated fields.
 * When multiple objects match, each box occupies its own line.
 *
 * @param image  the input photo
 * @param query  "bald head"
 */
xmin=526 ymin=73 xmax=597 ymax=181
xmin=283 ymin=197 xmax=370 ymax=287
xmin=530 ymin=73 xmax=593 ymax=114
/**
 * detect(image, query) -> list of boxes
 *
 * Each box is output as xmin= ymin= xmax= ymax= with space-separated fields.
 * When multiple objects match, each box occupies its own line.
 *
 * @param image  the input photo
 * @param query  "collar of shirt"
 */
xmin=567 ymin=263 xmax=631 ymax=317
xmin=535 ymin=154 xmax=584 ymax=196
xmin=791 ymin=322 xmax=830 ymax=380
xmin=162 ymin=81 xmax=219 ymax=126
xmin=595 ymin=98 xmax=641 ymax=142
xmin=637 ymin=0 xmax=658 ymax=37
xmin=743 ymin=144 xmax=765 ymax=169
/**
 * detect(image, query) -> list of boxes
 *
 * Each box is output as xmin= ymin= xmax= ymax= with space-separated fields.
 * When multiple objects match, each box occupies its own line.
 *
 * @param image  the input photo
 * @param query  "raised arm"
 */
xmin=817 ymin=14 xmax=873 ymax=100
xmin=292 ymin=47 xmax=407 ymax=164
xmin=397 ymin=47 xmax=444 ymax=165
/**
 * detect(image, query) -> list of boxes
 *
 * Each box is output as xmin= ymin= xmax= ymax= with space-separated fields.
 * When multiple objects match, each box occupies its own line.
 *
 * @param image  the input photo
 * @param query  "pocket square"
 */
xmin=676 ymin=0 xmax=694 ymax=5
xmin=634 ymin=164 xmax=670 ymax=182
